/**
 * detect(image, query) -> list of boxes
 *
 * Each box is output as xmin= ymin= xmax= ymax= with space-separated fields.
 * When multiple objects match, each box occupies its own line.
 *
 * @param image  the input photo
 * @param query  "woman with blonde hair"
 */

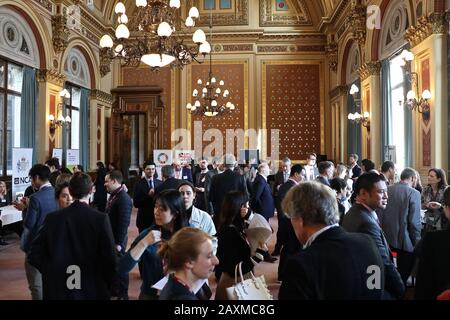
xmin=158 ymin=227 xmax=219 ymax=300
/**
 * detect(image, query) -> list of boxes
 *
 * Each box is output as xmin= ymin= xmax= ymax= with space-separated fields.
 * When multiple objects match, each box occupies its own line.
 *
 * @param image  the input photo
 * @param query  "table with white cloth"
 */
xmin=0 ymin=205 xmax=22 ymax=226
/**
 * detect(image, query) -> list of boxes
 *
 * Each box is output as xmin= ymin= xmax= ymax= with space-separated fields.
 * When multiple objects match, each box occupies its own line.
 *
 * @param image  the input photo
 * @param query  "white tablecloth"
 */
xmin=0 ymin=205 xmax=22 ymax=226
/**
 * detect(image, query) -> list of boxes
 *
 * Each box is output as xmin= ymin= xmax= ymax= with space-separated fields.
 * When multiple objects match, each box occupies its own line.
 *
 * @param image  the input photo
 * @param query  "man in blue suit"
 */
xmin=251 ymin=163 xmax=275 ymax=221
xmin=21 ymin=164 xmax=59 ymax=300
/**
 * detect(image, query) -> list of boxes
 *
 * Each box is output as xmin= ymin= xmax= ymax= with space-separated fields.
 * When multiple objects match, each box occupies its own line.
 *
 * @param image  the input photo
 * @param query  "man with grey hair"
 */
xmin=155 ymin=165 xmax=182 ymax=194
xmin=279 ymin=181 xmax=385 ymax=300
xmin=209 ymin=154 xmax=248 ymax=215
xmin=381 ymin=167 xmax=421 ymax=285
xmin=315 ymin=161 xmax=334 ymax=186
xmin=251 ymin=163 xmax=275 ymax=222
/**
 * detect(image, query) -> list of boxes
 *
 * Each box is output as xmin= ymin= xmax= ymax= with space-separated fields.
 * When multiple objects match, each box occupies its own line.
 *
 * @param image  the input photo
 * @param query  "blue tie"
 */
xmin=148 ymin=179 xmax=153 ymax=189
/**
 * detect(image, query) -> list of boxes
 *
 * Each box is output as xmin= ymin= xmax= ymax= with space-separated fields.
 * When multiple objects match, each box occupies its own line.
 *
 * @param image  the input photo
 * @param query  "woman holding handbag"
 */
xmin=157 ymin=227 xmax=219 ymax=300
xmin=214 ymin=191 xmax=266 ymax=300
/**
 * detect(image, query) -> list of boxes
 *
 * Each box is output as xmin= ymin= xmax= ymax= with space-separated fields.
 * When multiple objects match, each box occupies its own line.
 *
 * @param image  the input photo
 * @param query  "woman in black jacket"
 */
xmin=214 ymin=191 xmax=264 ymax=300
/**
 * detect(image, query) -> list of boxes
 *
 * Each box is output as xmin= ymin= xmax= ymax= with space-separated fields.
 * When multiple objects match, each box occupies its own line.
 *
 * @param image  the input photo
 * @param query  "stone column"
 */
xmin=359 ymin=61 xmax=382 ymax=167
xmin=36 ymin=69 xmax=66 ymax=164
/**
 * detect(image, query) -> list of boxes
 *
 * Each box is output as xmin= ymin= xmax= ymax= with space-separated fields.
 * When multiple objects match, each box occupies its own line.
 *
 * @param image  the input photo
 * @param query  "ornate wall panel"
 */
xmin=421 ymin=58 xmax=431 ymax=167
xmin=188 ymin=62 xmax=247 ymax=157
xmin=263 ymin=61 xmax=324 ymax=161
xmin=121 ymin=67 xmax=173 ymax=149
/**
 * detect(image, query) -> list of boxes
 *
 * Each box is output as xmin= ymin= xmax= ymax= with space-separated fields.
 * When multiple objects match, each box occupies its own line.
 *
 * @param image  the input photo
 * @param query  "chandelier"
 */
xmin=397 ymin=49 xmax=432 ymax=120
xmin=185 ymin=10 xmax=234 ymax=117
xmin=99 ymin=1 xmax=211 ymax=69
xmin=347 ymin=84 xmax=370 ymax=130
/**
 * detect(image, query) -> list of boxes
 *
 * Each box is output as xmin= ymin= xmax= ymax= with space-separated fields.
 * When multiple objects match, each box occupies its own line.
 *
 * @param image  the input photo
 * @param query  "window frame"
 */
xmin=64 ymin=83 xmax=81 ymax=150
xmin=0 ymin=55 xmax=23 ymax=177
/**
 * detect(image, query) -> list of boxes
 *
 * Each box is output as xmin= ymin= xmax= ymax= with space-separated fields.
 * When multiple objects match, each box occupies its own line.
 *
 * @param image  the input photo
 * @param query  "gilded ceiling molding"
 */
xmin=345 ymin=2 xmax=366 ymax=46
xmin=52 ymin=14 xmax=69 ymax=54
xmin=91 ymin=89 xmax=113 ymax=105
xmin=329 ymin=85 xmax=348 ymax=99
xmin=257 ymin=45 xmax=325 ymax=53
xmin=220 ymin=44 xmax=254 ymax=52
xmin=325 ymin=41 xmax=338 ymax=72
xmin=193 ymin=0 xmax=248 ymax=26
xmin=37 ymin=68 xmax=66 ymax=86
xmin=32 ymin=0 xmax=53 ymax=13
xmin=259 ymin=0 xmax=312 ymax=27
xmin=358 ymin=61 xmax=381 ymax=81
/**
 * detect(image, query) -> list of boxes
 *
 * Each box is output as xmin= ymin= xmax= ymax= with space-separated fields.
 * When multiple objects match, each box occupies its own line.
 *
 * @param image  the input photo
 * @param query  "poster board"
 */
xmin=12 ymin=148 xmax=33 ymax=201
xmin=66 ymin=149 xmax=80 ymax=173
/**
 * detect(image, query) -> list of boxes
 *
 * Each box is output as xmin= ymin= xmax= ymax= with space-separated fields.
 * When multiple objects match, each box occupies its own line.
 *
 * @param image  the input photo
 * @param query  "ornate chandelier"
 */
xmin=99 ymin=1 xmax=211 ymax=69
xmin=185 ymin=11 xmax=234 ymax=117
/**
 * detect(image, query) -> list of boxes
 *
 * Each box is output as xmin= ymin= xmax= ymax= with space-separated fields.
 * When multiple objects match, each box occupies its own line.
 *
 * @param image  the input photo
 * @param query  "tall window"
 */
xmin=389 ymin=54 xmax=406 ymax=171
xmin=0 ymin=58 xmax=23 ymax=176
xmin=64 ymin=84 xmax=80 ymax=150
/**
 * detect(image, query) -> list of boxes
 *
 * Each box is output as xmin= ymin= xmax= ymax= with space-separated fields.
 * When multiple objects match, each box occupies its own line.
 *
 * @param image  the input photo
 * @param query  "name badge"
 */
xmin=201 ymin=177 xmax=205 ymax=183
xmin=183 ymin=176 xmax=188 ymax=179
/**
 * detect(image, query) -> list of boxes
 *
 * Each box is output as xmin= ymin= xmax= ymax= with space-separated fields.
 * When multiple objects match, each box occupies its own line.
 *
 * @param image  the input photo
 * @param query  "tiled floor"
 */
xmin=0 ymin=209 xmax=280 ymax=300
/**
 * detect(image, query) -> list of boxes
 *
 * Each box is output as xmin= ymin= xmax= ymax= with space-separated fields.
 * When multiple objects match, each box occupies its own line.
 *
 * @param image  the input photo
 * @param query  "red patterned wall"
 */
xmin=189 ymin=63 xmax=245 ymax=157
xmin=266 ymin=64 xmax=321 ymax=160
xmin=421 ymin=58 xmax=431 ymax=167
xmin=121 ymin=67 xmax=172 ymax=149
xmin=49 ymin=94 xmax=55 ymax=158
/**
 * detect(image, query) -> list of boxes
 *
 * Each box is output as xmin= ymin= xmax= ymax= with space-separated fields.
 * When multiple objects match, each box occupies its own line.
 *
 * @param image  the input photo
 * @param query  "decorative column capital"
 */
xmin=346 ymin=2 xmax=366 ymax=46
xmin=358 ymin=61 xmax=381 ymax=81
xmin=37 ymin=69 xmax=66 ymax=86
xmin=404 ymin=13 xmax=447 ymax=47
xmin=329 ymin=85 xmax=349 ymax=99
xmin=51 ymin=14 xmax=70 ymax=54
xmin=325 ymin=41 xmax=338 ymax=72
xmin=99 ymin=47 xmax=113 ymax=77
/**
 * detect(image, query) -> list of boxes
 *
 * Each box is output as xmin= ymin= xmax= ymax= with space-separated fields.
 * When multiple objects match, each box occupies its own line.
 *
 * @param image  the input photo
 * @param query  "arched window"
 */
xmin=0 ymin=7 xmax=39 ymax=176
xmin=379 ymin=0 xmax=413 ymax=171
xmin=62 ymin=47 xmax=91 ymax=170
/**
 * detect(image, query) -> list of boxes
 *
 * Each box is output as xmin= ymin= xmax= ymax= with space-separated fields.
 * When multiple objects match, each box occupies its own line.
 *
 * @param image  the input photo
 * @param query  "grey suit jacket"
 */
xmin=381 ymin=182 xmax=422 ymax=253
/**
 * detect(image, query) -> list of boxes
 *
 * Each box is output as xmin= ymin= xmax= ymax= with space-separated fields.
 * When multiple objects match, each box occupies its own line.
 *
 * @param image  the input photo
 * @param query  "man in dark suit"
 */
xmin=348 ymin=153 xmax=362 ymax=181
xmin=21 ymin=164 xmax=59 ymax=300
xmin=275 ymin=164 xmax=304 ymax=280
xmin=279 ymin=181 xmax=385 ymax=300
xmin=250 ymin=163 xmax=275 ymax=221
xmin=28 ymin=172 xmax=117 ymax=300
xmin=172 ymin=160 xmax=193 ymax=183
xmin=209 ymin=154 xmax=248 ymax=216
xmin=104 ymin=170 xmax=132 ymax=300
xmin=342 ymin=172 xmax=405 ymax=299
xmin=155 ymin=165 xmax=182 ymax=194
xmin=272 ymin=157 xmax=291 ymax=253
xmin=315 ymin=161 xmax=334 ymax=186
xmin=193 ymin=159 xmax=210 ymax=212
xmin=133 ymin=161 xmax=162 ymax=233
xmin=415 ymin=187 xmax=450 ymax=299
xmin=381 ymin=168 xmax=421 ymax=285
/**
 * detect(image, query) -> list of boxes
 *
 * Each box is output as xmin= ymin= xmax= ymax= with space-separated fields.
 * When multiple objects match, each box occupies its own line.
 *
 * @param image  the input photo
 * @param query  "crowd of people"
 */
xmin=1 ymin=153 xmax=450 ymax=300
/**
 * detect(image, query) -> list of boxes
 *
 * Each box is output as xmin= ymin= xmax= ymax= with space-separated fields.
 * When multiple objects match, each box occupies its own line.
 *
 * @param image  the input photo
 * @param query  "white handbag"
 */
xmin=225 ymin=262 xmax=273 ymax=300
